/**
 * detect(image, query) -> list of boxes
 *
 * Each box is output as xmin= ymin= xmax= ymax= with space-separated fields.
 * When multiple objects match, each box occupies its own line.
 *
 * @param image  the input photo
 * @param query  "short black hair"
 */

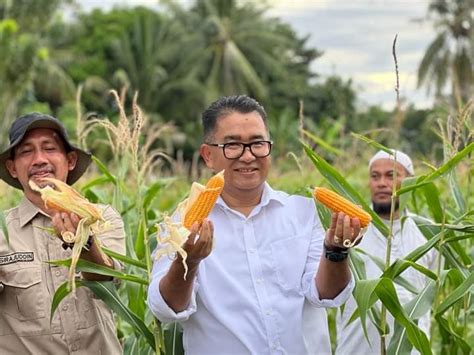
xmin=202 ymin=95 xmax=268 ymax=141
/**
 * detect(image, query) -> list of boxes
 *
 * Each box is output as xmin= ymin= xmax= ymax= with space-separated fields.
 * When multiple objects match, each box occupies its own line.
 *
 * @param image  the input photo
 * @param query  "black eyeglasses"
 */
xmin=207 ymin=140 xmax=273 ymax=159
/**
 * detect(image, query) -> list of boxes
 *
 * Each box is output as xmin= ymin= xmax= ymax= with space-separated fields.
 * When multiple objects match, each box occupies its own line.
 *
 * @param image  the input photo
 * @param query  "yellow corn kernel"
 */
xmin=313 ymin=187 xmax=372 ymax=227
xmin=183 ymin=170 xmax=224 ymax=229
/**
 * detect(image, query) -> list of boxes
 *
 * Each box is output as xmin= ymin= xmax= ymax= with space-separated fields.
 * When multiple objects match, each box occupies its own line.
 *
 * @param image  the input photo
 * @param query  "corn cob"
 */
xmin=313 ymin=187 xmax=372 ymax=228
xmin=183 ymin=170 xmax=224 ymax=229
xmin=29 ymin=178 xmax=109 ymax=292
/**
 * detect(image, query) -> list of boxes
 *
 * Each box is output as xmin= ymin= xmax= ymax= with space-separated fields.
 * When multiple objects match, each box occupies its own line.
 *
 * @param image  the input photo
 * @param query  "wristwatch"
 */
xmin=324 ymin=244 xmax=349 ymax=262
xmin=62 ymin=235 xmax=94 ymax=251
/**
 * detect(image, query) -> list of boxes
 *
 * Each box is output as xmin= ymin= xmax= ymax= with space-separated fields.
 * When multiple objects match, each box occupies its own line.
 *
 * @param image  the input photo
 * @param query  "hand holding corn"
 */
xmin=314 ymin=187 xmax=371 ymax=248
xmin=182 ymin=219 xmax=214 ymax=266
xmin=155 ymin=170 xmax=224 ymax=279
xmin=30 ymin=177 xmax=110 ymax=292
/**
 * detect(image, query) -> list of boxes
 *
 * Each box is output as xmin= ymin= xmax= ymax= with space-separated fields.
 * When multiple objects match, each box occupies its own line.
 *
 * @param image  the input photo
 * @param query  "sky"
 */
xmin=76 ymin=0 xmax=436 ymax=110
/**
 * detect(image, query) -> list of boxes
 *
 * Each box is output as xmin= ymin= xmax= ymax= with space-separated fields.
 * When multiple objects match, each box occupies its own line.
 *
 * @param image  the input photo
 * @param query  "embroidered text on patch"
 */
xmin=0 ymin=252 xmax=34 ymax=265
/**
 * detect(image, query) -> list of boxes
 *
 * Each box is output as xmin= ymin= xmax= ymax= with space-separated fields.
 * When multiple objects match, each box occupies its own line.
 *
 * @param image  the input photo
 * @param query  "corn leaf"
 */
xmin=448 ymin=171 xmax=466 ymax=213
xmin=301 ymin=129 xmax=343 ymax=156
xmin=436 ymin=271 xmax=474 ymax=315
xmin=123 ymin=337 xmax=141 ymax=354
xmin=375 ymin=278 xmax=432 ymax=354
xmin=143 ymin=179 xmax=174 ymax=210
xmin=355 ymin=249 xmax=421 ymax=294
xmin=163 ymin=322 xmax=184 ymax=355
xmin=102 ymin=247 xmax=147 ymax=269
xmin=127 ymin=282 xmax=146 ymax=320
xmin=347 ymin=251 xmax=384 ymax=334
xmin=350 ymin=279 xmax=380 ymax=343
xmin=396 ymin=142 xmax=474 ymax=196
xmin=420 ymin=182 xmax=444 ymax=223
xmin=92 ymin=155 xmax=117 ymax=184
xmin=50 ymin=280 xmax=72 ymax=319
xmin=314 ymin=200 xmax=332 ymax=229
xmin=387 ymin=280 xmax=436 ymax=355
xmin=135 ymin=218 xmax=146 ymax=260
xmin=414 ymin=221 xmax=471 ymax=274
xmin=434 ymin=315 xmax=471 ymax=354
xmin=50 ymin=278 xmax=154 ymax=353
xmin=302 ymin=143 xmax=389 ymax=236
xmin=80 ymin=176 xmax=111 ymax=191
xmin=350 ymin=277 xmax=432 ymax=354
xmin=47 ymin=258 xmax=148 ymax=285
xmin=433 ymin=269 xmax=471 ymax=353
xmin=82 ymin=280 xmax=156 ymax=351
xmin=350 ymin=133 xmax=392 ymax=154
xmin=398 ymin=177 xmax=418 ymax=215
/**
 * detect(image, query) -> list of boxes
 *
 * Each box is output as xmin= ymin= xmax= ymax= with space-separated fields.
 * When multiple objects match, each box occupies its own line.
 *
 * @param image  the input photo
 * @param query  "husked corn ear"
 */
xmin=183 ymin=170 xmax=224 ymax=229
xmin=313 ymin=187 xmax=372 ymax=227
xmin=29 ymin=177 xmax=110 ymax=293
xmin=29 ymin=178 xmax=102 ymax=221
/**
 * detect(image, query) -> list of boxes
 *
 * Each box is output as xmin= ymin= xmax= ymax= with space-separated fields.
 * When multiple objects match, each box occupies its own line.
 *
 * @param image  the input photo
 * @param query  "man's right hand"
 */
xmin=182 ymin=219 xmax=214 ymax=266
xmin=159 ymin=218 xmax=214 ymax=312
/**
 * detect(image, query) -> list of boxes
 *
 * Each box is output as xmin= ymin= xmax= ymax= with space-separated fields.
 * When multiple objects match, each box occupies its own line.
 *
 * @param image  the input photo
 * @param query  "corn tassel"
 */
xmin=30 ymin=178 xmax=109 ymax=293
xmin=313 ymin=187 xmax=372 ymax=228
xmin=183 ymin=170 xmax=224 ymax=229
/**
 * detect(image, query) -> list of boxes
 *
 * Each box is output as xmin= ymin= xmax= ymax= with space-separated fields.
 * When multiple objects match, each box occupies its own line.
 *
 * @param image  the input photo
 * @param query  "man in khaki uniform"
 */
xmin=0 ymin=113 xmax=125 ymax=354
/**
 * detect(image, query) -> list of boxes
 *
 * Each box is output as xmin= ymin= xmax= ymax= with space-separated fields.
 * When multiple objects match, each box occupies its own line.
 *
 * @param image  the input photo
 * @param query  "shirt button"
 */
xmin=256 ymin=279 xmax=263 ymax=284
xmin=0 ymin=282 xmax=4 ymax=294
xmin=62 ymin=304 xmax=69 ymax=311
xmin=249 ymin=248 xmax=256 ymax=254
xmin=55 ymin=270 xmax=61 ymax=276
xmin=71 ymin=344 xmax=78 ymax=351
xmin=266 ymin=310 xmax=272 ymax=316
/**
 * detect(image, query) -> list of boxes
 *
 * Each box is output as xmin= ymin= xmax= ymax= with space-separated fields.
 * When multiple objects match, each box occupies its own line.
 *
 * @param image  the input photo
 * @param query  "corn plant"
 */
xmin=302 ymin=105 xmax=473 ymax=354
xmin=49 ymin=90 xmax=186 ymax=354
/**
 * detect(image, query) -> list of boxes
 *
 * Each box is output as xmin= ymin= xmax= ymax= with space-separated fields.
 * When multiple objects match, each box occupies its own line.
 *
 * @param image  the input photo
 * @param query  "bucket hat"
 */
xmin=0 ymin=112 xmax=92 ymax=189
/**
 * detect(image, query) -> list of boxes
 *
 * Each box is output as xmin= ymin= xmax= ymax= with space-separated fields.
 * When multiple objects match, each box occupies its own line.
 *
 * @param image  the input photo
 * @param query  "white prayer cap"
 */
xmin=369 ymin=149 xmax=414 ymax=176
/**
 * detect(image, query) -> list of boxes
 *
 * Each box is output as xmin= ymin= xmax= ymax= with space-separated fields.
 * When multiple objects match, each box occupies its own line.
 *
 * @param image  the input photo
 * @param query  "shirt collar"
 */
xmin=259 ymin=182 xmax=286 ymax=207
xmin=18 ymin=196 xmax=45 ymax=227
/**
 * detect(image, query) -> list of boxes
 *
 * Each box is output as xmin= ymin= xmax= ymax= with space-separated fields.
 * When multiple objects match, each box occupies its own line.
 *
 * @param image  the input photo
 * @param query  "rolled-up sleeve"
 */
xmin=147 ymin=254 xmax=199 ymax=323
xmin=98 ymin=205 xmax=126 ymax=271
xmin=308 ymin=275 xmax=354 ymax=307
xmin=302 ymin=205 xmax=354 ymax=307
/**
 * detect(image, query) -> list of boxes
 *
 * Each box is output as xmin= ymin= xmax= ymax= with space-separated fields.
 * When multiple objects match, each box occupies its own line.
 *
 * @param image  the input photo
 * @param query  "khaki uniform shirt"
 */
xmin=0 ymin=197 xmax=125 ymax=354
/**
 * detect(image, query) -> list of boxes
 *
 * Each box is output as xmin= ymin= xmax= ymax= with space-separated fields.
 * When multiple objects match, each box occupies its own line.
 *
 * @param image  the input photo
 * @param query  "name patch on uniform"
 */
xmin=0 ymin=252 xmax=34 ymax=265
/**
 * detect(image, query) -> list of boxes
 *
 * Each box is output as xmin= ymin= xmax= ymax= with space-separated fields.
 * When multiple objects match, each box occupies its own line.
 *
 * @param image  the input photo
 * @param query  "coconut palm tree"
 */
xmin=417 ymin=0 xmax=474 ymax=105
xmin=174 ymin=0 xmax=316 ymax=104
xmin=108 ymin=9 xmax=205 ymax=123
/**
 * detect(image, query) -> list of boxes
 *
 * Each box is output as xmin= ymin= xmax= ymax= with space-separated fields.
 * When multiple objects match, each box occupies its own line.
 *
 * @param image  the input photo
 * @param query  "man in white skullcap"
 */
xmin=335 ymin=149 xmax=438 ymax=354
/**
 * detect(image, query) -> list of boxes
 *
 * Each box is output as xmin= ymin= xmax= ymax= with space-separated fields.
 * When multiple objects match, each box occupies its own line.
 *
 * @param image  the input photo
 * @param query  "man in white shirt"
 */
xmin=335 ymin=150 xmax=437 ymax=355
xmin=148 ymin=95 xmax=364 ymax=354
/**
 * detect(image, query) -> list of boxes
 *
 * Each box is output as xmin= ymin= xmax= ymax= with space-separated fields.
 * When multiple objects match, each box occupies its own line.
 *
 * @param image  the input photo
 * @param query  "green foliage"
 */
xmin=304 ymin=76 xmax=356 ymax=125
xmin=303 ymin=124 xmax=473 ymax=354
xmin=418 ymin=0 xmax=474 ymax=104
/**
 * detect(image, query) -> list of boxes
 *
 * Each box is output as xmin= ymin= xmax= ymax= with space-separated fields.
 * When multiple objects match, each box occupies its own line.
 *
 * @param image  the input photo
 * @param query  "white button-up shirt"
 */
xmin=336 ymin=215 xmax=437 ymax=355
xmin=148 ymin=183 xmax=353 ymax=355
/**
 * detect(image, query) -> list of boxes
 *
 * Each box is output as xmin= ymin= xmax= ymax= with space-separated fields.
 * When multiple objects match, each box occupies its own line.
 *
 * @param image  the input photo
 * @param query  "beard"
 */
xmin=372 ymin=199 xmax=399 ymax=216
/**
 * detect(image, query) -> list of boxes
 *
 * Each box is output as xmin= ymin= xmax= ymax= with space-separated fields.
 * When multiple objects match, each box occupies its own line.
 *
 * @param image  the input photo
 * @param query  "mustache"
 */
xmin=28 ymin=166 xmax=54 ymax=178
